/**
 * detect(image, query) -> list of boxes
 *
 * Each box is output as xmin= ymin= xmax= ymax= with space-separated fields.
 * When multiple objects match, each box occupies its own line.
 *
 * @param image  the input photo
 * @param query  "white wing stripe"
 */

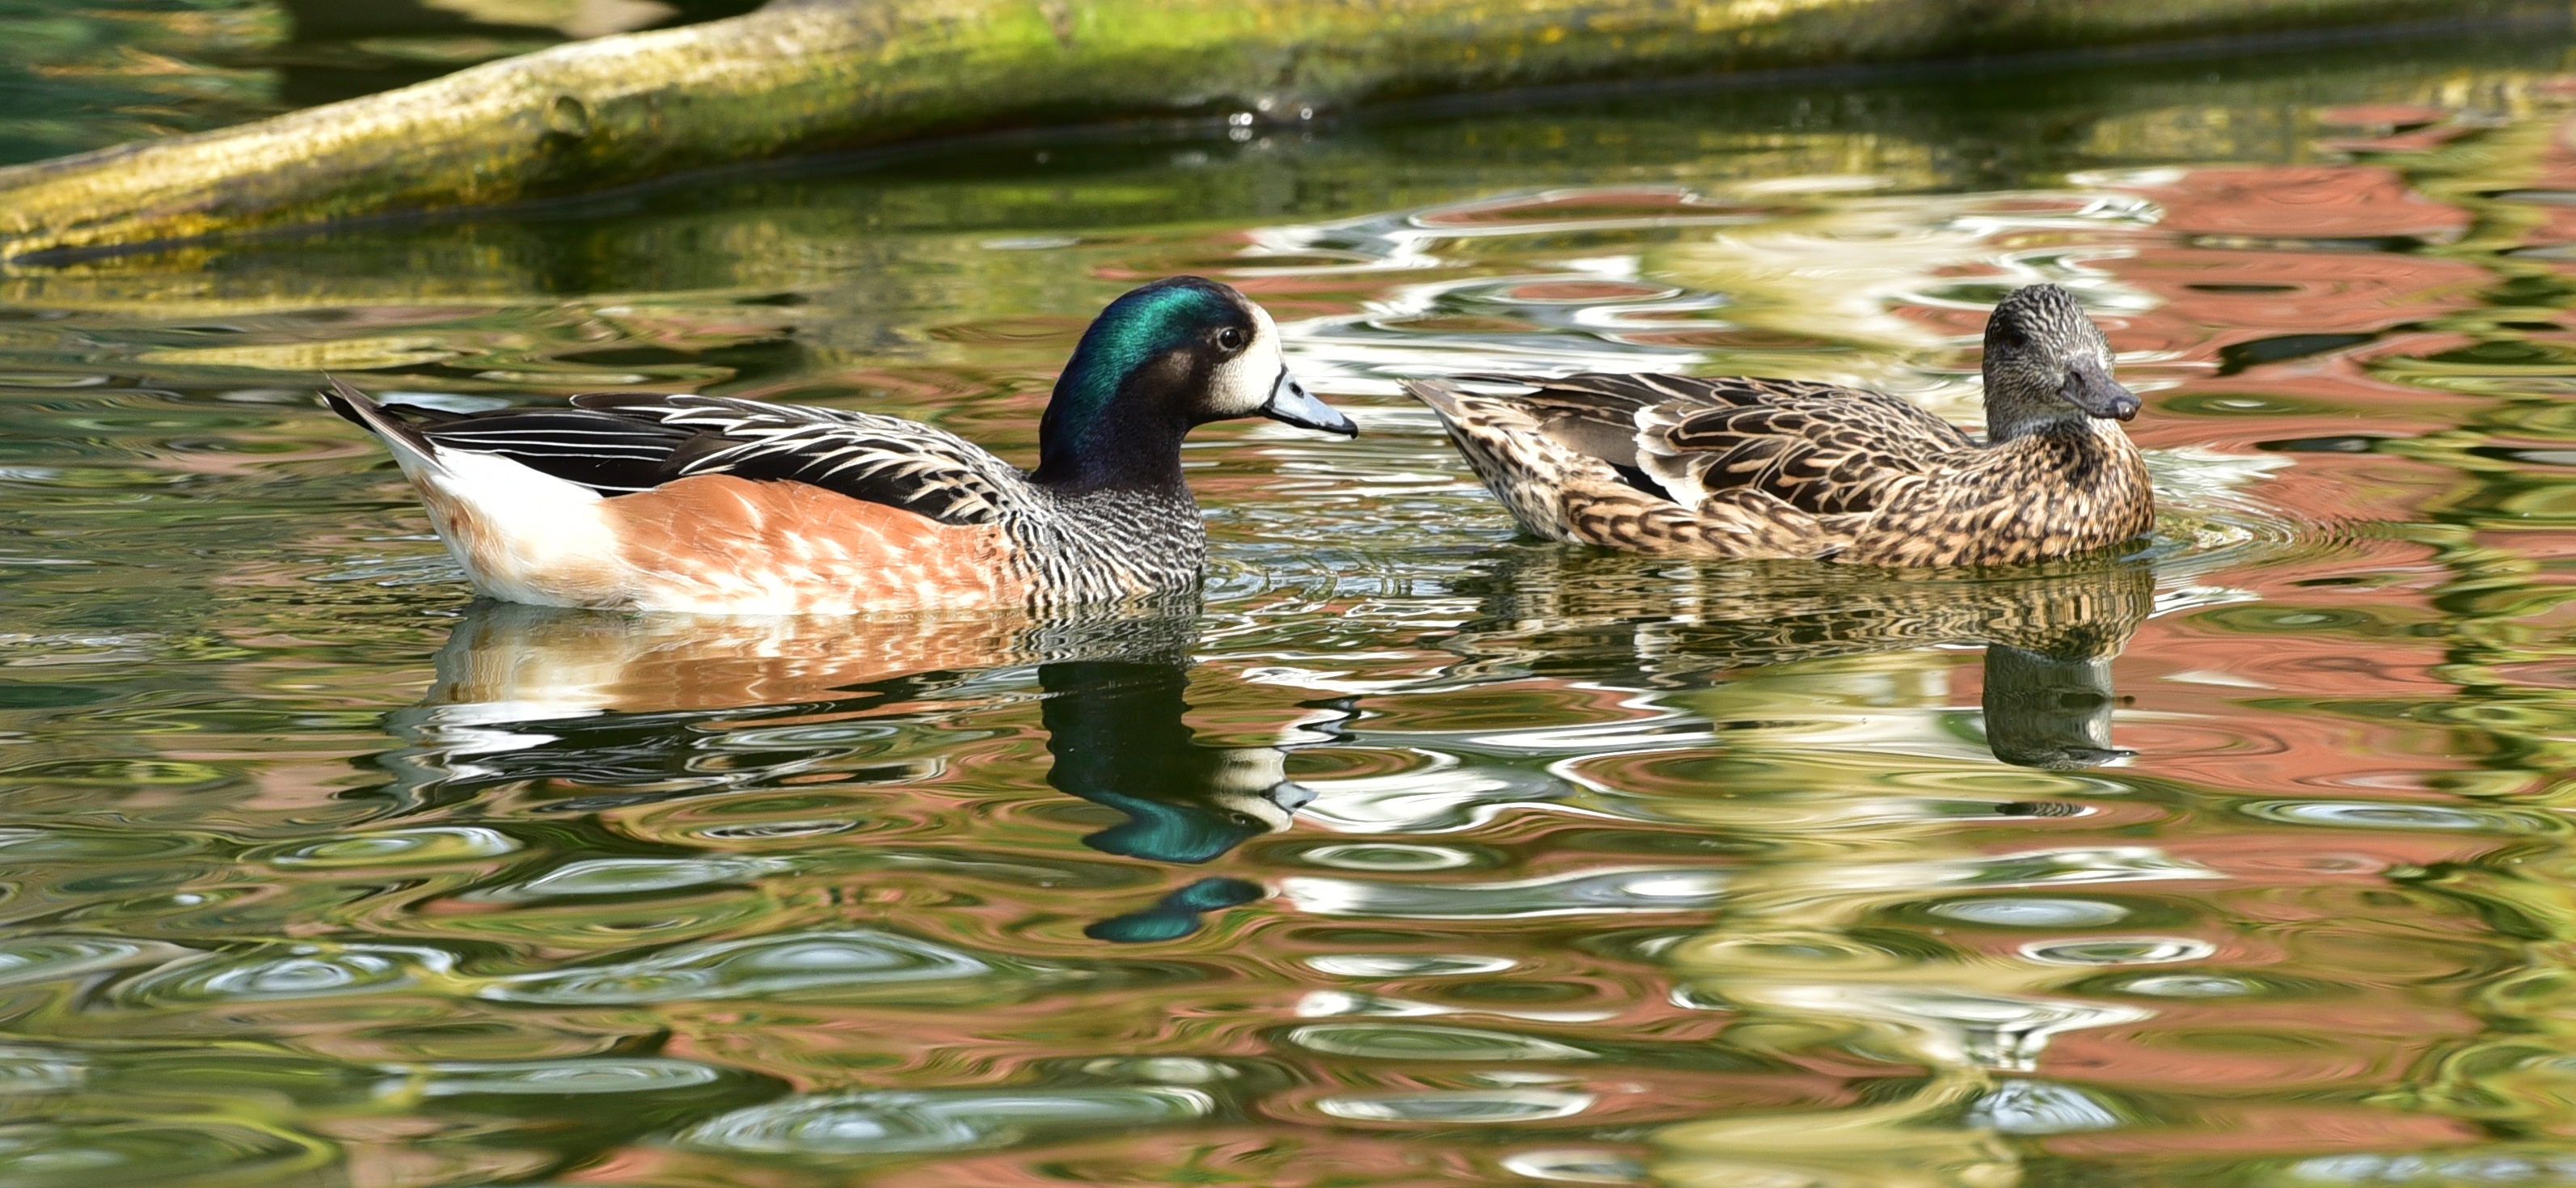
xmin=439 ymin=428 xmax=677 ymax=439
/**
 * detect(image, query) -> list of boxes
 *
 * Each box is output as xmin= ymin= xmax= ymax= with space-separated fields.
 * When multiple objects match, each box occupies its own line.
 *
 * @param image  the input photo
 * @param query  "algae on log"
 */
xmin=0 ymin=0 xmax=2530 ymax=260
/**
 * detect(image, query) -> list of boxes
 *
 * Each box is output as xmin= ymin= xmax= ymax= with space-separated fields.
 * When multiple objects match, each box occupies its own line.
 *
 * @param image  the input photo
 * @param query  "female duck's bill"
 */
xmin=323 ymin=276 xmax=1352 ymax=615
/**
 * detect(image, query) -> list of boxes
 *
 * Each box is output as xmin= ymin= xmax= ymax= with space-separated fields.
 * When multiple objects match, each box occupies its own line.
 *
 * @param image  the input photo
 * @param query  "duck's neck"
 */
xmin=1029 ymin=367 xmax=1194 ymax=494
xmin=2059 ymin=415 xmax=2135 ymax=450
xmin=2008 ymin=413 xmax=2143 ymax=504
xmin=1990 ymin=412 xmax=2128 ymax=455
xmin=1985 ymin=400 xmax=2079 ymax=444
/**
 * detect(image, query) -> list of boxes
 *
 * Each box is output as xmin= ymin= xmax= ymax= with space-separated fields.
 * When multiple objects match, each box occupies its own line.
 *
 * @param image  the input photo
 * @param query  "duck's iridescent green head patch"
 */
xmin=1049 ymin=277 xmax=1247 ymax=425
xmin=1035 ymin=276 xmax=1348 ymax=491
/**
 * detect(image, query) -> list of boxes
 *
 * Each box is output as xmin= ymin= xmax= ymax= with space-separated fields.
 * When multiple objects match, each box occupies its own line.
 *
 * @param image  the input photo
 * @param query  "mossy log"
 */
xmin=0 ymin=0 xmax=2525 ymax=260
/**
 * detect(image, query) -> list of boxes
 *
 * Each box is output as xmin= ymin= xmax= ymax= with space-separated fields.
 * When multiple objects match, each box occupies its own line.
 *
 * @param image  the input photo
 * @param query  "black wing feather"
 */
xmin=572 ymin=394 xmax=1020 ymax=524
xmin=422 ymin=412 xmax=716 ymax=493
xmin=344 ymin=390 xmax=1023 ymax=525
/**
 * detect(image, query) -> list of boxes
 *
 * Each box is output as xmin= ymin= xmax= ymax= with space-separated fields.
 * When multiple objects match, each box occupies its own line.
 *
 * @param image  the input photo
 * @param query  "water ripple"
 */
xmin=1280 ymin=868 xmax=1725 ymax=919
xmin=0 ymin=936 xmax=184 ymax=990
xmin=1315 ymin=1088 xmax=1597 ymax=1123
xmin=2018 ymin=937 xmax=2218 ymax=966
xmin=108 ymin=942 xmax=458 ymax=1007
xmin=1289 ymin=1022 xmax=1596 ymax=1061
xmin=477 ymin=929 xmax=1031 ymax=1005
xmin=484 ymin=856 xmax=788 ymax=900
xmin=251 ymin=827 xmax=520 ymax=869
xmin=0 ymin=1118 xmax=327 ymax=1187
xmin=679 ymin=1085 xmax=1214 ymax=1155
xmin=2240 ymin=800 xmax=2559 ymax=835
xmin=1305 ymin=953 xmax=1521 ymax=979
xmin=377 ymin=1057 xmax=733 ymax=1098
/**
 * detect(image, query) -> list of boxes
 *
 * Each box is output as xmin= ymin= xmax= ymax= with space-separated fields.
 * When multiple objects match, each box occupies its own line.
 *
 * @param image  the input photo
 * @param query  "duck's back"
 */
xmin=1408 ymin=373 xmax=1977 ymax=559
xmin=1572 ymin=372 xmax=1972 ymax=515
xmin=1630 ymin=377 xmax=2154 ymax=565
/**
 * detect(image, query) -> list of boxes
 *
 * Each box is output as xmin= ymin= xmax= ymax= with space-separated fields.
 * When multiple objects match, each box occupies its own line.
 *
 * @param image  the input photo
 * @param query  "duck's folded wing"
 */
xmin=1409 ymin=377 xmax=1839 ymax=559
xmin=1451 ymin=373 xmax=1971 ymax=517
xmin=405 ymin=408 xmax=702 ymax=495
xmin=1604 ymin=375 xmax=1973 ymax=517
xmin=416 ymin=394 xmax=1028 ymax=526
xmin=580 ymin=394 xmax=1029 ymax=525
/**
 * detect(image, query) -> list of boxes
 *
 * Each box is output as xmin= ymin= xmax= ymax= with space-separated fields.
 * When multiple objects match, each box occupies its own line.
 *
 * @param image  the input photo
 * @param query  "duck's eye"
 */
xmin=1216 ymin=326 xmax=1246 ymax=353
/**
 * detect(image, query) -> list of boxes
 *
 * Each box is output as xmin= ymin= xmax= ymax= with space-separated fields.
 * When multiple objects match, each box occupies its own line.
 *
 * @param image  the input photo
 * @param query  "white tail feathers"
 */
xmin=325 ymin=377 xmax=619 ymax=607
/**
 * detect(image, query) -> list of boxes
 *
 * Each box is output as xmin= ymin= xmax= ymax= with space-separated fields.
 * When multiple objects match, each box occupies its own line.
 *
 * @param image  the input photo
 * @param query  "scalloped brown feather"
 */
xmin=1409 ymin=373 xmax=2152 ymax=566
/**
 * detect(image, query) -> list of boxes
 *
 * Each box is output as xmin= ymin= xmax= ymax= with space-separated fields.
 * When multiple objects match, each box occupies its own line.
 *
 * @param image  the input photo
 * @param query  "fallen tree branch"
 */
xmin=0 ymin=0 xmax=2526 ymax=260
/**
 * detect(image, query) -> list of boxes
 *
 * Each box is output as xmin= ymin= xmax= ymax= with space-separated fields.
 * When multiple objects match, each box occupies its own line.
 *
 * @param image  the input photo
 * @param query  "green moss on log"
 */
xmin=0 ymin=0 xmax=2534 ymax=259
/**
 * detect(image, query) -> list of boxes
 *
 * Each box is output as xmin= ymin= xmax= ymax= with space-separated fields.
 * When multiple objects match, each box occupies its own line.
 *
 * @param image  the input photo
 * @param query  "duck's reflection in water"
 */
xmin=1452 ymin=549 xmax=2156 ymax=769
xmin=1982 ymin=642 xmax=2126 ymax=771
xmin=1035 ymin=658 xmax=1303 ymax=941
xmin=381 ymin=600 xmax=1314 ymax=941
xmin=1450 ymin=551 xmax=2165 ymax=1186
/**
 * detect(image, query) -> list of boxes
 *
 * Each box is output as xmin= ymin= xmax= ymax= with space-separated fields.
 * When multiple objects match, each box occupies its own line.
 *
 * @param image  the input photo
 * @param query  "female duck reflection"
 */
xmin=1450 ymin=551 xmax=2157 ymax=770
xmin=378 ymin=601 xmax=1331 ymax=942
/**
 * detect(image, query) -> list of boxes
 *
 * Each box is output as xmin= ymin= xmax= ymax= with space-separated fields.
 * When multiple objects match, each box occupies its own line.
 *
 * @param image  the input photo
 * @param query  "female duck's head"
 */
xmin=1978 ymin=283 xmax=2141 ymax=441
xmin=1034 ymin=276 xmax=1353 ymax=490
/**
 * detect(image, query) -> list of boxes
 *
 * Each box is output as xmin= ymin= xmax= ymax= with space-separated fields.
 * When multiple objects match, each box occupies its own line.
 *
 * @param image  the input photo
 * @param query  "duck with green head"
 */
xmin=323 ymin=276 xmax=1355 ymax=614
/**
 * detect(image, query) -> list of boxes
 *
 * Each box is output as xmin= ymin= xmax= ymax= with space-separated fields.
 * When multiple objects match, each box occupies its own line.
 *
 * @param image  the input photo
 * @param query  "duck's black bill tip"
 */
xmin=2061 ymin=365 xmax=2140 ymax=422
xmin=2092 ymin=393 xmax=2142 ymax=422
xmin=1262 ymin=370 xmax=1358 ymax=438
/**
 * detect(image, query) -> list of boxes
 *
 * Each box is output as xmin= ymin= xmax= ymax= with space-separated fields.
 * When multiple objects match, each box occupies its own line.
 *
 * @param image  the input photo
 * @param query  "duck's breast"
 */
xmin=1845 ymin=428 xmax=2152 ymax=566
xmin=602 ymin=475 xmax=1028 ymax=614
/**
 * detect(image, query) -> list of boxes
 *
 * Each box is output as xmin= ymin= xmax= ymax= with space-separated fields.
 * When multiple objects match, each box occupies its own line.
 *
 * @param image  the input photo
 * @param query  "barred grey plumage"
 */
xmin=999 ymin=485 xmax=1210 ymax=605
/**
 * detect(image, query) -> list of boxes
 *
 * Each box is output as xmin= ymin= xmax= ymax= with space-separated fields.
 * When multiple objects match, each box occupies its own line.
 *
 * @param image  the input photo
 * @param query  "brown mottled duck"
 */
xmin=1404 ymin=283 xmax=2155 ymax=566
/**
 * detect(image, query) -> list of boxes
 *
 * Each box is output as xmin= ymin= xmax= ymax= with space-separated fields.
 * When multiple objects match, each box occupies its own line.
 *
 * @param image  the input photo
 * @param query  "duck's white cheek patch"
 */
xmin=1209 ymin=306 xmax=1286 ymax=416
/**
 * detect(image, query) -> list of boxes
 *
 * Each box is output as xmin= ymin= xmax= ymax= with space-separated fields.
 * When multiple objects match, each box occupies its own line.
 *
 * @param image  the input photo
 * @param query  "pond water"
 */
xmin=9 ymin=11 xmax=2576 ymax=1188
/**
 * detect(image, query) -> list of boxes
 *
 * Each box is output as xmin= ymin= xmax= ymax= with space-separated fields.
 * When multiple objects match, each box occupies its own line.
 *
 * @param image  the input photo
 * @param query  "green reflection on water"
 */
xmin=7 ymin=11 xmax=2576 ymax=1188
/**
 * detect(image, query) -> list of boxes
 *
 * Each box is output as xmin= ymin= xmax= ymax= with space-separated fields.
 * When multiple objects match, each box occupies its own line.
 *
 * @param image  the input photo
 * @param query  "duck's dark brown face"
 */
xmin=1980 ymin=284 xmax=2139 ymax=439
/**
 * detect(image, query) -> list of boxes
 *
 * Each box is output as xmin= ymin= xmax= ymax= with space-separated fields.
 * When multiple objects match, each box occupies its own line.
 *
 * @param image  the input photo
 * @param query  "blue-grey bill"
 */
xmin=1261 ymin=370 xmax=1357 ymax=437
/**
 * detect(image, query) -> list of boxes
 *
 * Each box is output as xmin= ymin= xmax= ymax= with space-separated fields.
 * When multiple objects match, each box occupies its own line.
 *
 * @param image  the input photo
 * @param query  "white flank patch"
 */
xmin=414 ymin=450 xmax=619 ymax=607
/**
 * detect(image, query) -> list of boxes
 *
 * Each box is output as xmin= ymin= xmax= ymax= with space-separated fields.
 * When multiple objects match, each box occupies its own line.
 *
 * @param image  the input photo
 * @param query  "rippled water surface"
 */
xmin=13 ymin=13 xmax=2576 ymax=1188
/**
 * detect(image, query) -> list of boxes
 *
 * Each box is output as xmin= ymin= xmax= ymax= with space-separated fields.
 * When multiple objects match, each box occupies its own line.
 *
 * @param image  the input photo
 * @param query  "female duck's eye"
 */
xmin=1216 ymin=327 xmax=1246 ymax=352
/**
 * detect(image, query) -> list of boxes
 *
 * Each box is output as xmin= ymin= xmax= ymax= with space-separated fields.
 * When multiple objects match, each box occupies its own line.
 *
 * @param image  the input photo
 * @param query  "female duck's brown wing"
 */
xmin=1406 ymin=378 xmax=1837 ymax=559
xmin=1501 ymin=372 xmax=1975 ymax=517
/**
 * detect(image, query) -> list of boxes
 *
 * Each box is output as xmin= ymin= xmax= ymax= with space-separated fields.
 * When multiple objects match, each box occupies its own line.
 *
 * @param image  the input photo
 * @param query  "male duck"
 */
xmin=1405 ymin=284 xmax=2154 ymax=566
xmin=327 ymin=277 xmax=1355 ymax=614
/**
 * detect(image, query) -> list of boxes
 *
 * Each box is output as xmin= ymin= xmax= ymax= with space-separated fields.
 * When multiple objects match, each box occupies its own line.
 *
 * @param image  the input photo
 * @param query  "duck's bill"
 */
xmin=2061 ymin=361 xmax=2141 ymax=422
xmin=1261 ymin=370 xmax=1358 ymax=437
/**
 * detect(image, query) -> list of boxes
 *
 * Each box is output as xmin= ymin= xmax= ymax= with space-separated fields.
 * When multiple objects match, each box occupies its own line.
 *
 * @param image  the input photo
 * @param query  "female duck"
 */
xmin=1406 ymin=284 xmax=2153 ymax=566
xmin=327 ymin=277 xmax=1354 ymax=614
